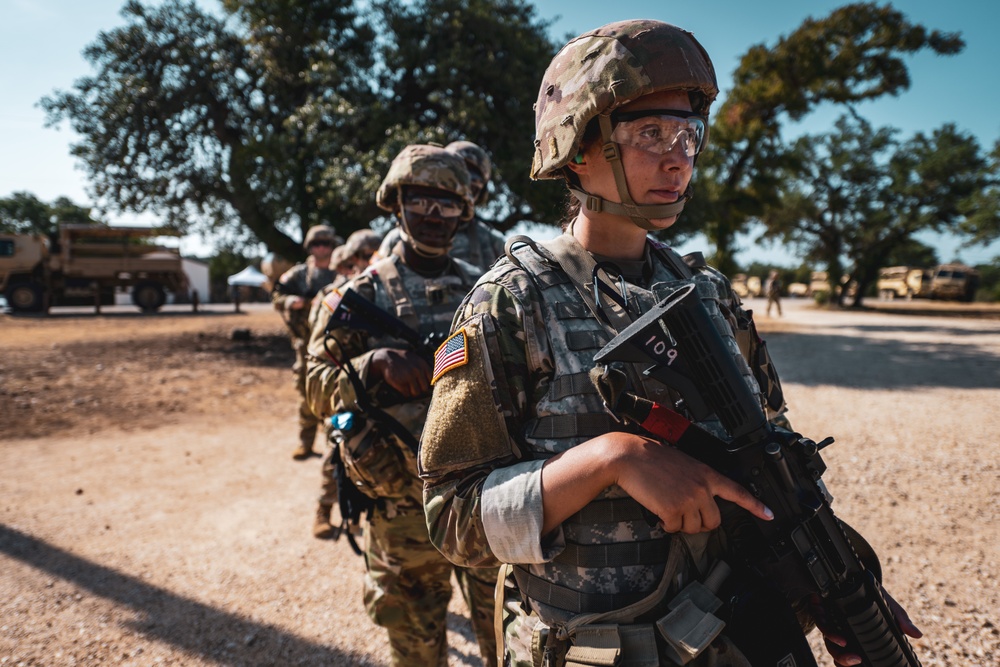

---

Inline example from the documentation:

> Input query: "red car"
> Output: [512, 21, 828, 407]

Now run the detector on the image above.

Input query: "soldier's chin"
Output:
[647, 214, 679, 230]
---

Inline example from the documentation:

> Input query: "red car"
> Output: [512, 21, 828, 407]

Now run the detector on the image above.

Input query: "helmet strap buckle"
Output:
[602, 142, 621, 163]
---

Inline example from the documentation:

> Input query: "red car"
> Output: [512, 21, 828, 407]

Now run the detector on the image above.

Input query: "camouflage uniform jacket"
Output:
[377, 217, 506, 273]
[420, 234, 784, 632]
[305, 254, 481, 504]
[272, 258, 337, 342]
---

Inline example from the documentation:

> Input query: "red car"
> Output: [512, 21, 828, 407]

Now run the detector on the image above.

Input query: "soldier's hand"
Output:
[370, 348, 431, 398]
[611, 435, 773, 534]
[287, 296, 307, 310]
[811, 589, 922, 667]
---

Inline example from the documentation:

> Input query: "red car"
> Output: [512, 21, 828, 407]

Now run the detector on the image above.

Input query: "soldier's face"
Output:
[468, 168, 486, 202]
[575, 90, 695, 230]
[400, 186, 462, 249]
[308, 239, 334, 260]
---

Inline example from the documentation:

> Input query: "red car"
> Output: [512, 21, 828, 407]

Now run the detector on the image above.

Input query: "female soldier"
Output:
[419, 20, 919, 667]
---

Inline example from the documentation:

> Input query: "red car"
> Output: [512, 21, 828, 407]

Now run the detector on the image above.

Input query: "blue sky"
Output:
[2, 0, 998, 265]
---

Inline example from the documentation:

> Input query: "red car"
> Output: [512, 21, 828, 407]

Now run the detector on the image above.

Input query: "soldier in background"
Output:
[272, 224, 340, 460]
[766, 268, 784, 317]
[309, 228, 382, 540]
[376, 141, 506, 272]
[305, 145, 498, 666]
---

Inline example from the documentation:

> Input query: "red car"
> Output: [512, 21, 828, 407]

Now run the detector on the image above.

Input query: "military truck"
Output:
[877, 266, 926, 300]
[730, 273, 762, 299]
[924, 263, 979, 301]
[0, 224, 188, 313]
[877, 263, 978, 302]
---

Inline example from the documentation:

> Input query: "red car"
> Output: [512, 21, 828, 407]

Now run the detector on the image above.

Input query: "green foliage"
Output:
[690, 2, 964, 276]
[883, 238, 939, 268]
[0, 192, 98, 235]
[974, 258, 1000, 302]
[760, 114, 993, 307]
[40, 0, 558, 258]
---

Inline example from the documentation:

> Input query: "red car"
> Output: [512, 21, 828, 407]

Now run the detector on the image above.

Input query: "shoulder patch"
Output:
[278, 267, 298, 284]
[321, 289, 343, 313]
[431, 328, 469, 384]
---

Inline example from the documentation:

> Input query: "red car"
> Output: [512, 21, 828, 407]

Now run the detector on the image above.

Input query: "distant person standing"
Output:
[272, 224, 340, 460]
[767, 268, 783, 317]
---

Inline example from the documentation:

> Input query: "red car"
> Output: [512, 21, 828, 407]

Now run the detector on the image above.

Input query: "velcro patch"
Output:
[431, 329, 468, 384]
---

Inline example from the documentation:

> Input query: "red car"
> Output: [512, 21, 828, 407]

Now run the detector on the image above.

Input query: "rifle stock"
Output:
[326, 287, 437, 361]
[594, 283, 921, 667]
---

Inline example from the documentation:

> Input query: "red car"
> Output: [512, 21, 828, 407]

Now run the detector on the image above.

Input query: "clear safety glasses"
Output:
[401, 193, 465, 218]
[609, 109, 707, 158]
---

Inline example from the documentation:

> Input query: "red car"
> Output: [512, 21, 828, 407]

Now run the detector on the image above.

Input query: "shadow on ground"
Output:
[0, 524, 369, 666]
[765, 325, 1000, 390]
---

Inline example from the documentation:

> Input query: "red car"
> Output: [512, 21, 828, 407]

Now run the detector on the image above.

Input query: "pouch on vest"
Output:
[338, 413, 412, 499]
[655, 577, 726, 665]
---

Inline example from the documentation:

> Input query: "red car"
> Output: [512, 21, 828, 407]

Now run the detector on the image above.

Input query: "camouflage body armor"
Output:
[498, 236, 773, 666]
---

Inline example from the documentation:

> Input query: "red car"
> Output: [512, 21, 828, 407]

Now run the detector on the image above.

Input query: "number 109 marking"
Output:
[644, 334, 678, 365]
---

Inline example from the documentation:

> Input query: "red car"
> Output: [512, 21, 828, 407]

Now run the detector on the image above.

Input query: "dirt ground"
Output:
[1, 300, 998, 666]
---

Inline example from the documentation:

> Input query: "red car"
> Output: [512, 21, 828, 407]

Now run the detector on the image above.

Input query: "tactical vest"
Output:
[502, 234, 766, 627]
[337, 254, 478, 501]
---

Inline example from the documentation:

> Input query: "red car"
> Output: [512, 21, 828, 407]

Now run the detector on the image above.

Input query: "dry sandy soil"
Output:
[1, 299, 998, 666]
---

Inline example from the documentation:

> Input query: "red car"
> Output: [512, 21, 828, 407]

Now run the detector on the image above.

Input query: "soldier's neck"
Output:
[403, 245, 451, 277]
[571, 213, 647, 261]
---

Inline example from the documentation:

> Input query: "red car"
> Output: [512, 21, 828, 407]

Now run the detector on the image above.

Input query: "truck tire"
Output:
[7, 282, 45, 313]
[132, 281, 166, 313]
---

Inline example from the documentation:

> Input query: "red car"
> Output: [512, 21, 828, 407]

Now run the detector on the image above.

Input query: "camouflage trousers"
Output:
[293, 342, 320, 448]
[364, 496, 499, 667]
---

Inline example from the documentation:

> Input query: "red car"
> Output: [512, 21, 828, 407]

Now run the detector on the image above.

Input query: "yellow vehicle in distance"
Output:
[731, 273, 762, 299]
[877, 263, 979, 302]
[877, 266, 926, 300]
[0, 224, 188, 313]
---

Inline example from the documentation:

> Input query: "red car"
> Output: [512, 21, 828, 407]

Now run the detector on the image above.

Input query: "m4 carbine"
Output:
[593, 282, 921, 667]
[325, 286, 442, 365]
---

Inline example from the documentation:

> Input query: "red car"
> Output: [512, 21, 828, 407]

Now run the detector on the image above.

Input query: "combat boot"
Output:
[313, 504, 335, 540]
[292, 442, 316, 460]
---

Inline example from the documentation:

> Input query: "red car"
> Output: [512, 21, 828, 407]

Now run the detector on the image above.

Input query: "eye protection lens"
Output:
[609, 111, 707, 158]
[402, 195, 464, 218]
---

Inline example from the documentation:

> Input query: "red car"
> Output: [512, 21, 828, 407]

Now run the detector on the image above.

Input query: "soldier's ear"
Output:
[566, 152, 588, 175]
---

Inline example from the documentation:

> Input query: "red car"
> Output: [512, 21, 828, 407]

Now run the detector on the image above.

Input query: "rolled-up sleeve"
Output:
[482, 460, 565, 564]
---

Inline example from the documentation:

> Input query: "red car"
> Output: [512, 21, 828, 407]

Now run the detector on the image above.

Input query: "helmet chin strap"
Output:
[570, 114, 691, 232]
[397, 191, 454, 258]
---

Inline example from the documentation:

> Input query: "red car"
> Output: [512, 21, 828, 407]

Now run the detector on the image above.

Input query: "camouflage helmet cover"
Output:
[344, 228, 382, 257]
[531, 19, 719, 180]
[376, 145, 474, 220]
[445, 140, 492, 182]
[303, 224, 337, 248]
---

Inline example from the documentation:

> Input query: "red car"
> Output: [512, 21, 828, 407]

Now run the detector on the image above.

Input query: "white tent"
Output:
[227, 265, 268, 287]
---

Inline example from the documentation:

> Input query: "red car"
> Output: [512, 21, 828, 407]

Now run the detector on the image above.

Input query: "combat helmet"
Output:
[376, 144, 474, 257]
[446, 141, 492, 204]
[303, 224, 338, 249]
[344, 229, 382, 260]
[531, 20, 718, 229]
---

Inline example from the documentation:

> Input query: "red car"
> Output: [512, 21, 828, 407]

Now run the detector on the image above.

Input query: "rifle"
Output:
[325, 287, 444, 363]
[593, 282, 921, 667]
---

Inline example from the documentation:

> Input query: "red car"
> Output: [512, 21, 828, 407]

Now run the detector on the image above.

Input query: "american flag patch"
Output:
[431, 329, 468, 384]
[321, 289, 343, 313]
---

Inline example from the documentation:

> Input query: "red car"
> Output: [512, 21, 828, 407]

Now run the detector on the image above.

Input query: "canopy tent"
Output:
[227, 265, 268, 287]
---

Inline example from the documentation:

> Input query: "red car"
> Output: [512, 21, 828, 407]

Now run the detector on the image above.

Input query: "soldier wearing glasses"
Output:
[304, 145, 498, 666]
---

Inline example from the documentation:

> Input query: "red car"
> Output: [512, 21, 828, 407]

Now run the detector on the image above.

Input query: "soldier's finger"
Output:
[712, 473, 773, 522]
